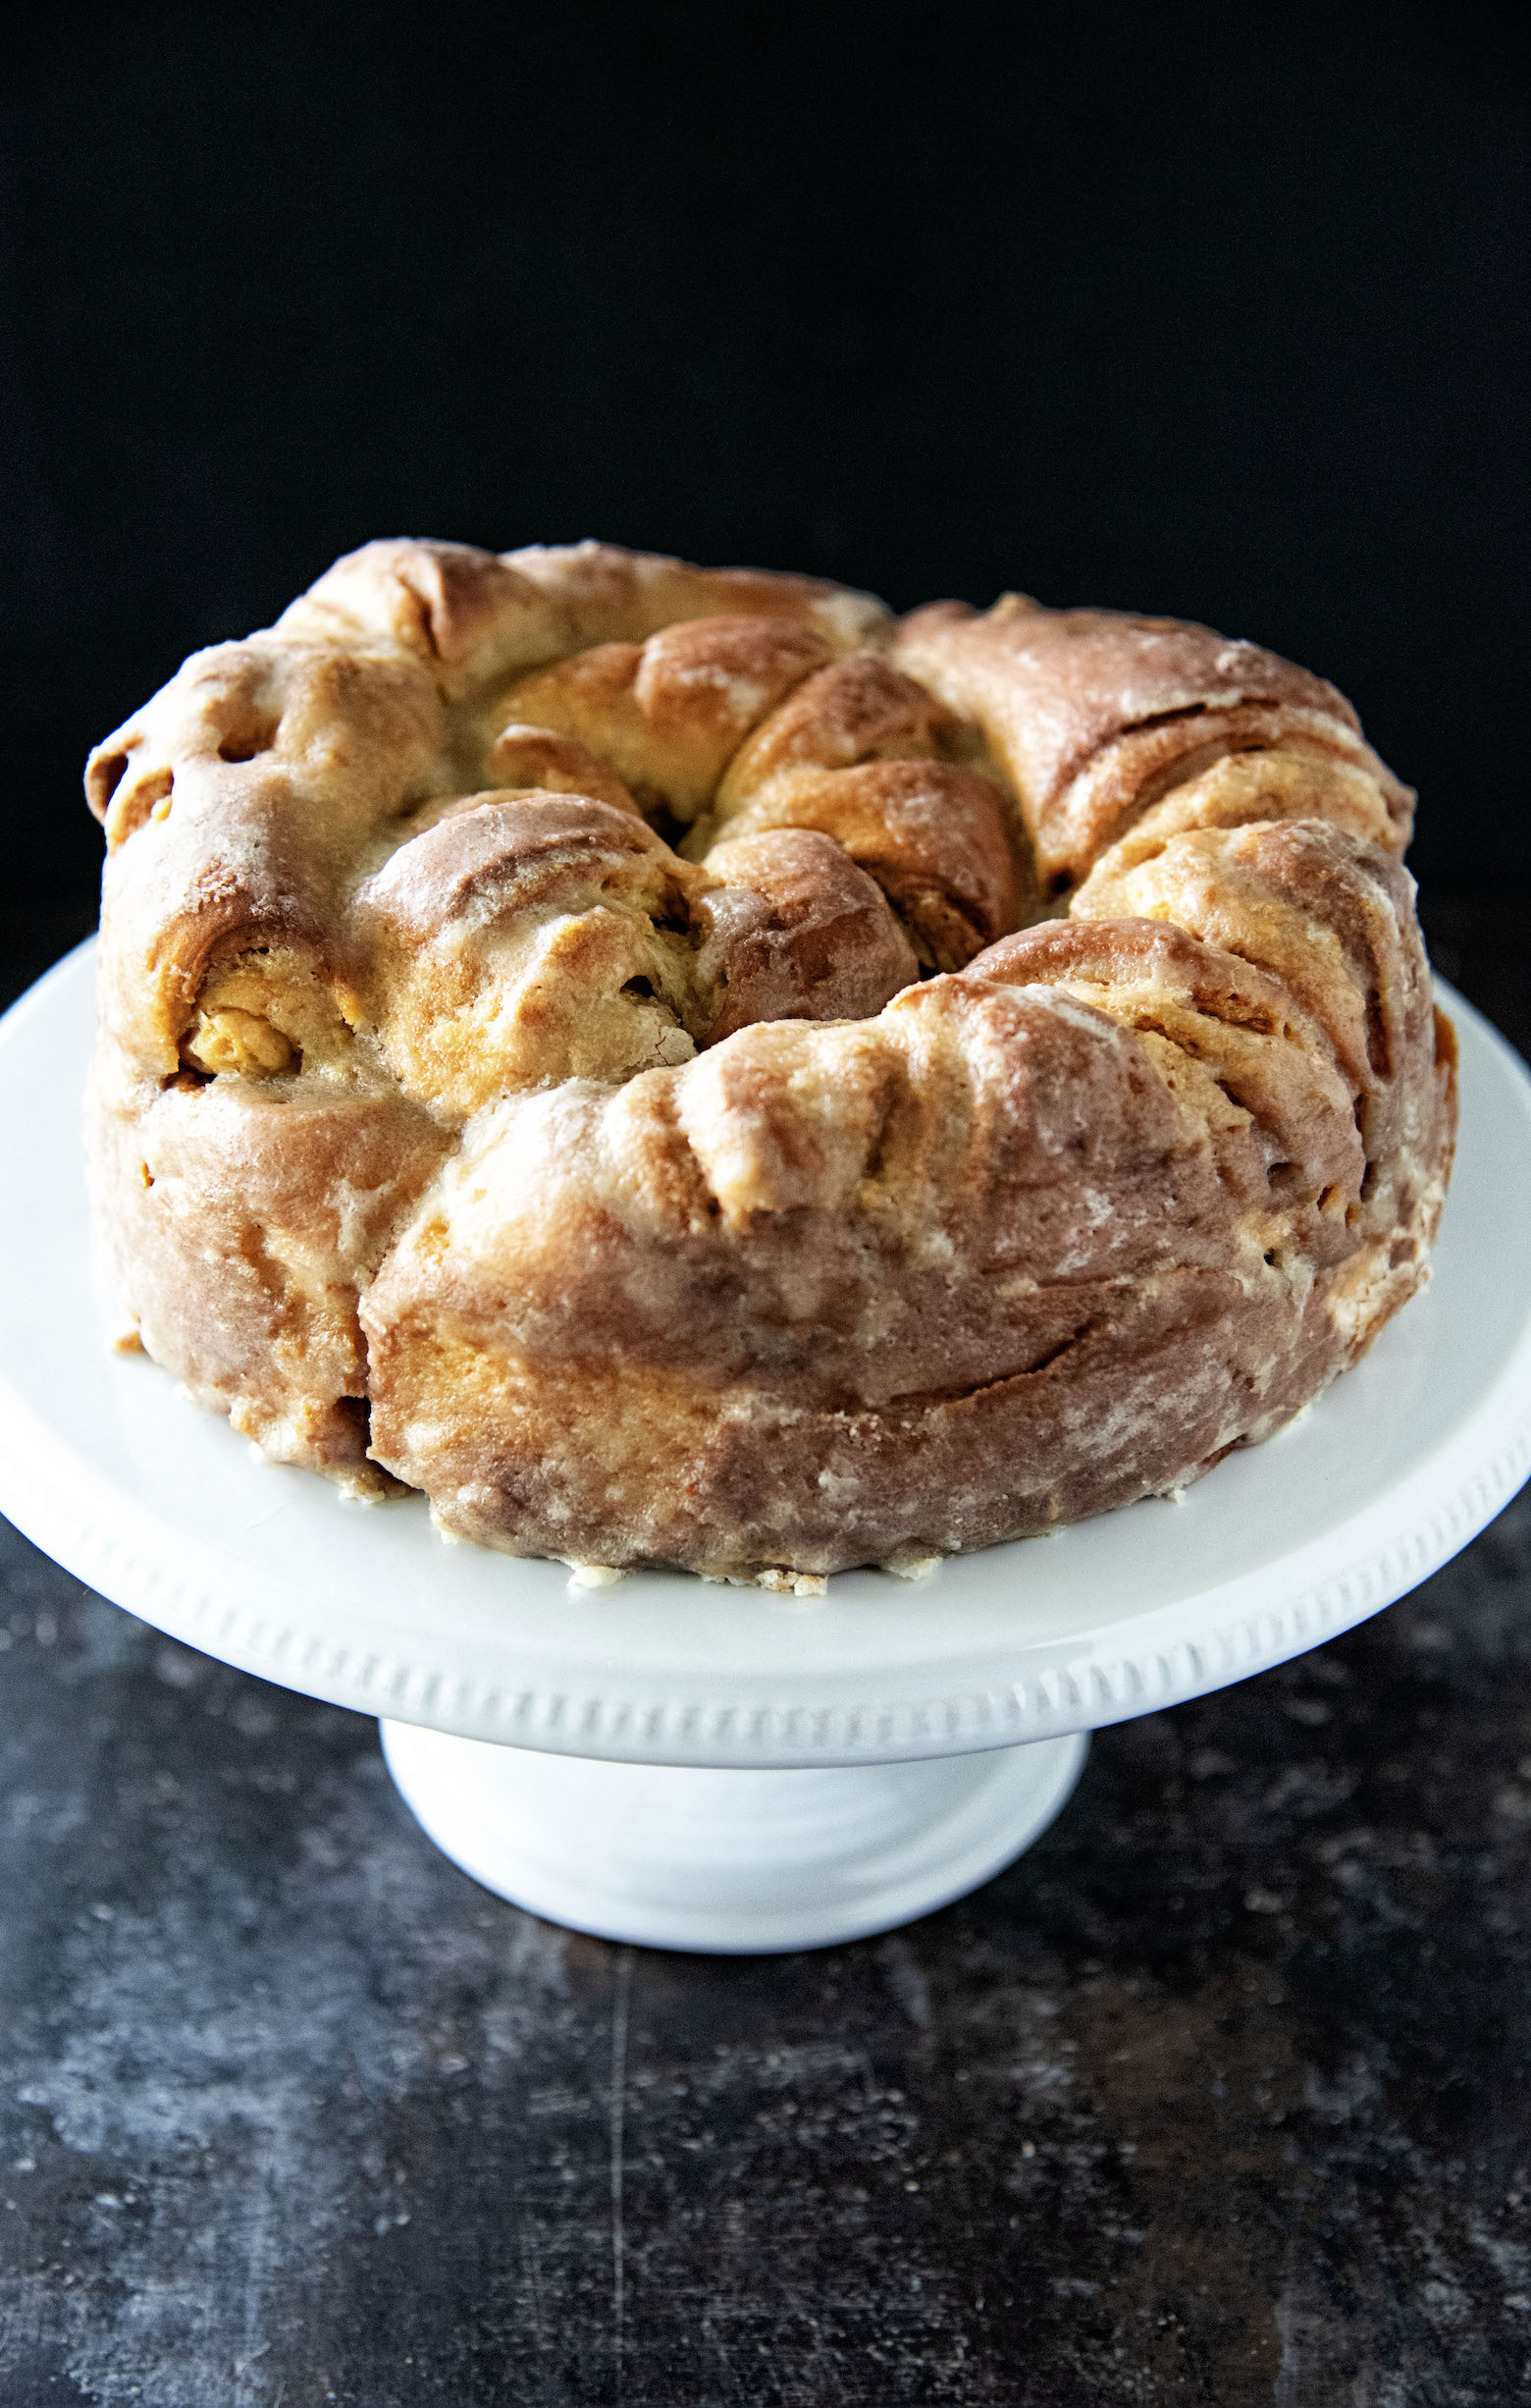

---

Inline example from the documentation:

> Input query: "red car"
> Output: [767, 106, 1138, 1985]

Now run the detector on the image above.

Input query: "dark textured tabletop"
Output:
[2, 895, 1529, 2407]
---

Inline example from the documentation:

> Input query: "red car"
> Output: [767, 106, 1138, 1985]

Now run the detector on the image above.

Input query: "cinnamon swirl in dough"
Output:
[84, 541, 1454, 1577]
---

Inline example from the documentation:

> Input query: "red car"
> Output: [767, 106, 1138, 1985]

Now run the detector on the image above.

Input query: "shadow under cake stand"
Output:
[3, 943, 1530, 1953]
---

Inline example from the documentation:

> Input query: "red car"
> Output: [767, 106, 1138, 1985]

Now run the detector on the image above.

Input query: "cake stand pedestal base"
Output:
[379, 1721, 1089, 1953]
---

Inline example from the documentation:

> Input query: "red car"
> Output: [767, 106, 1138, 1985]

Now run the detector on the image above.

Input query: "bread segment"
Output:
[893, 595, 1412, 889]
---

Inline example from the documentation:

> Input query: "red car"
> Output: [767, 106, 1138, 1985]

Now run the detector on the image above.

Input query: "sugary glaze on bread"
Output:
[83, 539, 1454, 1577]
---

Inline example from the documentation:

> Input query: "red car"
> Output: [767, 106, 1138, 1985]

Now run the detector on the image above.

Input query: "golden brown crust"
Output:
[695, 829, 918, 1042]
[714, 653, 958, 804]
[693, 652, 1020, 969]
[699, 761, 1018, 973]
[273, 538, 888, 702]
[480, 724, 642, 816]
[84, 538, 1452, 1577]
[86, 1041, 449, 1492]
[892, 595, 1413, 888]
[501, 615, 835, 822]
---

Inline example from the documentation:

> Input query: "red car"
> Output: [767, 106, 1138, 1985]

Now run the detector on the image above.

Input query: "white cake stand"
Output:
[3, 944, 1530, 1953]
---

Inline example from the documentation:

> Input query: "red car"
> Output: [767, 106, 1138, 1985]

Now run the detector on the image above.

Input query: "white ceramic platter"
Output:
[3, 942, 1529, 1777]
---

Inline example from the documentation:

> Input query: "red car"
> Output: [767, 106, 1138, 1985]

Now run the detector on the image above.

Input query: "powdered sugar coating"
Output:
[84, 539, 1453, 1578]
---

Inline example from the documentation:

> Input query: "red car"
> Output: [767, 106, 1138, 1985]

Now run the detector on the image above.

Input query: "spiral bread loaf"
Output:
[84, 539, 1455, 1579]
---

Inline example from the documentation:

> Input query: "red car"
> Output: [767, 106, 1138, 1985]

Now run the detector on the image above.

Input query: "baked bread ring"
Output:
[83, 539, 1454, 1578]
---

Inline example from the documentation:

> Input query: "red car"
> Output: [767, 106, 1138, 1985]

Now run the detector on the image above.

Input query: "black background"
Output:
[3, 0, 1526, 914]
